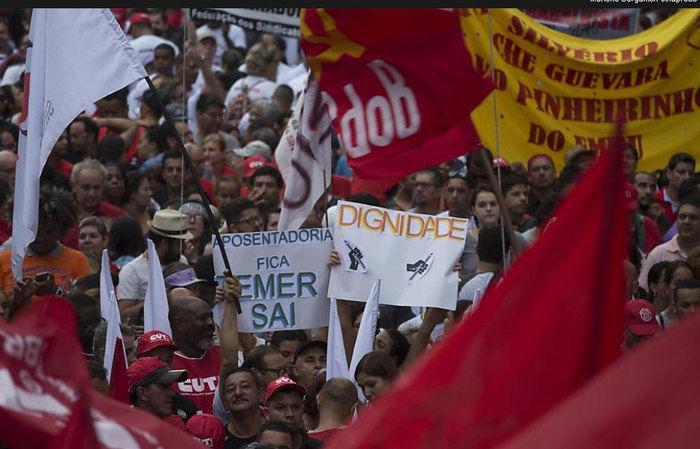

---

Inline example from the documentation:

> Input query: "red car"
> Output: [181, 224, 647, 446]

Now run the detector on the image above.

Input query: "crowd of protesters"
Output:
[0, 7, 698, 449]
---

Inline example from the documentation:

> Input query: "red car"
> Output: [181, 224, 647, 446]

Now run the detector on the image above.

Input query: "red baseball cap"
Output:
[127, 357, 187, 398]
[623, 182, 638, 211]
[624, 300, 660, 336]
[186, 413, 225, 449]
[130, 12, 151, 26]
[243, 155, 271, 178]
[135, 330, 178, 357]
[264, 376, 307, 403]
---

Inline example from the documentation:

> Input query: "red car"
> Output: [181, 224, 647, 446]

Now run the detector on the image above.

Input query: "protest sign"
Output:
[522, 9, 640, 40]
[461, 8, 700, 171]
[328, 201, 467, 310]
[190, 8, 300, 38]
[213, 229, 333, 332]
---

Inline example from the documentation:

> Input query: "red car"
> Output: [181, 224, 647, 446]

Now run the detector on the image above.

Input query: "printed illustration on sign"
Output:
[343, 239, 367, 273]
[405, 252, 434, 284]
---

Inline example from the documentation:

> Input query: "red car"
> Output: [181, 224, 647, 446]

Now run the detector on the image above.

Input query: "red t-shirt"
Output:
[171, 346, 221, 415]
[642, 215, 661, 254]
[57, 159, 73, 178]
[200, 177, 217, 205]
[308, 428, 344, 443]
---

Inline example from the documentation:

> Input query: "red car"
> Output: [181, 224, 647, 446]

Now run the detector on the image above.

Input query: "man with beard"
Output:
[118, 209, 192, 324]
[409, 168, 443, 216]
[170, 271, 242, 416]
[635, 171, 671, 235]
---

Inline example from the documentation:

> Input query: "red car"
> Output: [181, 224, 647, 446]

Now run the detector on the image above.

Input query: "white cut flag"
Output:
[100, 250, 127, 381]
[11, 9, 146, 279]
[326, 298, 350, 381]
[144, 239, 172, 336]
[277, 73, 333, 231]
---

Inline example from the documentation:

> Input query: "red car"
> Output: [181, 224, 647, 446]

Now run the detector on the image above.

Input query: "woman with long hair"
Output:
[354, 350, 399, 404]
[122, 171, 154, 234]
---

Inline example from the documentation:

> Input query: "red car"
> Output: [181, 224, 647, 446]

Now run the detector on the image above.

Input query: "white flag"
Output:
[100, 250, 127, 381]
[349, 279, 381, 377]
[11, 9, 146, 279]
[326, 298, 350, 381]
[326, 280, 381, 403]
[144, 239, 172, 336]
[277, 73, 333, 231]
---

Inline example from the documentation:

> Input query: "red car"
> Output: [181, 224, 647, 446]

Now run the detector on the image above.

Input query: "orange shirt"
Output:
[0, 245, 90, 297]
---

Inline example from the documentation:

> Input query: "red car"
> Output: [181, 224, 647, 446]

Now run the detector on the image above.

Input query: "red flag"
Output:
[0, 295, 205, 449]
[47, 392, 99, 449]
[301, 8, 493, 180]
[495, 311, 700, 449]
[109, 337, 130, 403]
[323, 124, 628, 449]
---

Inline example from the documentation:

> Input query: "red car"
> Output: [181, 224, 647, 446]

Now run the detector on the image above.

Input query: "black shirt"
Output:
[224, 428, 257, 449]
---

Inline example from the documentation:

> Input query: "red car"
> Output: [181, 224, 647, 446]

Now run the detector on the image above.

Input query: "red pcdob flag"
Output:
[0, 296, 205, 449]
[322, 123, 628, 449]
[495, 309, 700, 449]
[301, 8, 493, 180]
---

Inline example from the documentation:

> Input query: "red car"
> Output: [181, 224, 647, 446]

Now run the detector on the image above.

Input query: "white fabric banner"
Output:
[143, 239, 172, 336]
[11, 9, 146, 279]
[349, 279, 380, 378]
[213, 229, 333, 332]
[277, 74, 332, 231]
[328, 201, 467, 310]
[190, 8, 300, 38]
[100, 250, 126, 381]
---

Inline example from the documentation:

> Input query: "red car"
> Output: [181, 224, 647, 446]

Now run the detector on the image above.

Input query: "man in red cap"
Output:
[265, 377, 322, 449]
[187, 413, 226, 449]
[135, 329, 200, 421]
[128, 356, 188, 427]
[622, 299, 661, 352]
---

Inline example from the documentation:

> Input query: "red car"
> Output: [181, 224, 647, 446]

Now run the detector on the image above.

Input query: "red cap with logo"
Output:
[624, 299, 660, 336]
[186, 413, 225, 449]
[127, 357, 187, 398]
[243, 155, 272, 178]
[135, 330, 178, 357]
[623, 182, 638, 211]
[264, 376, 307, 403]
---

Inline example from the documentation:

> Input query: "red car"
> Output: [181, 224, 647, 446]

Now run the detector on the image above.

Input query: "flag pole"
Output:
[142, 76, 241, 314]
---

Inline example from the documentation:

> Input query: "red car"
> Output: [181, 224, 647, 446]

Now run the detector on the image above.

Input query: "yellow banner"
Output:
[461, 8, 700, 171]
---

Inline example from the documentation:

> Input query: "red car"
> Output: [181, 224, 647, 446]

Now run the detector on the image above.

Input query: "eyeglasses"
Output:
[235, 216, 262, 226]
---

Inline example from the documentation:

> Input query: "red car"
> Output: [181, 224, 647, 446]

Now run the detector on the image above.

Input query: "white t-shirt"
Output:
[224, 75, 277, 112]
[117, 253, 188, 301]
[129, 34, 180, 68]
[458, 272, 495, 309]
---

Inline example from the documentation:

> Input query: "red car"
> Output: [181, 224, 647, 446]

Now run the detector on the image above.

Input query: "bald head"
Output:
[317, 377, 358, 421]
[169, 294, 209, 319]
[168, 287, 195, 302]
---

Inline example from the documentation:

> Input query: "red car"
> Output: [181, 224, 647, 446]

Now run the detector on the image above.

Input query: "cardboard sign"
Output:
[328, 201, 467, 310]
[213, 229, 333, 331]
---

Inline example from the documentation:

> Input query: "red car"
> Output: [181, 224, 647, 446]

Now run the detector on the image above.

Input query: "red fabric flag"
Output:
[109, 336, 130, 403]
[495, 311, 700, 449]
[47, 392, 99, 449]
[301, 8, 493, 180]
[323, 125, 628, 449]
[0, 295, 205, 449]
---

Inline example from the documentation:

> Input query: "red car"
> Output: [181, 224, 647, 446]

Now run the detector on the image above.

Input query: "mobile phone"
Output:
[35, 272, 54, 284]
